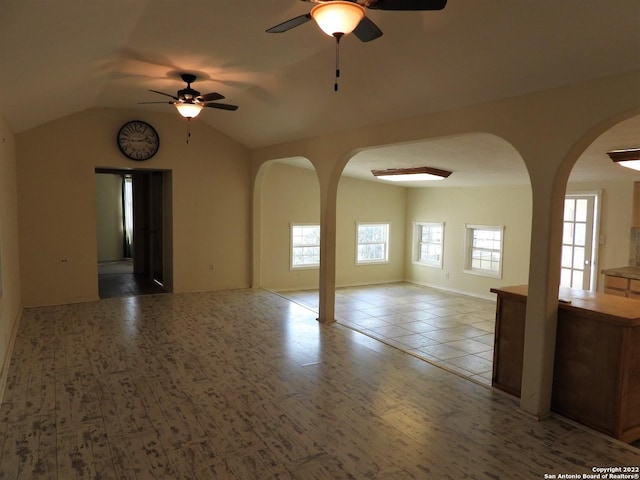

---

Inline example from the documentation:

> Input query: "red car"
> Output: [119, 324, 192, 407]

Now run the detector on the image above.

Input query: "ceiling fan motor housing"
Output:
[178, 87, 200, 102]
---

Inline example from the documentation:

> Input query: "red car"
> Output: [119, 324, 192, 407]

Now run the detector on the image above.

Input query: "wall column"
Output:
[317, 177, 338, 323]
[520, 171, 565, 418]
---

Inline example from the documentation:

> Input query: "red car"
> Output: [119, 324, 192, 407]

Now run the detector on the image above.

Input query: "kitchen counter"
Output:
[601, 267, 640, 298]
[491, 285, 640, 443]
[601, 266, 640, 280]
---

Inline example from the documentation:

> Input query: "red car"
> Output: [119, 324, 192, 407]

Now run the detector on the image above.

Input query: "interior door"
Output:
[561, 194, 597, 290]
[132, 171, 164, 285]
[149, 171, 164, 285]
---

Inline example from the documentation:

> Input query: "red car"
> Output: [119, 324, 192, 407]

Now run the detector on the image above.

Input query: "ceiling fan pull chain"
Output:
[186, 118, 192, 144]
[334, 33, 344, 92]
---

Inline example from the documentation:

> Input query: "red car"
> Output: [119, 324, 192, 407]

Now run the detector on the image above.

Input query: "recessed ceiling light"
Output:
[607, 148, 640, 171]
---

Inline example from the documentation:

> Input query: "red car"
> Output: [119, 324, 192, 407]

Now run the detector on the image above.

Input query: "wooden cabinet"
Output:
[629, 279, 640, 299]
[491, 285, 640, 443]
[604, 274, 629, 296]
[602, 267, 640, 298]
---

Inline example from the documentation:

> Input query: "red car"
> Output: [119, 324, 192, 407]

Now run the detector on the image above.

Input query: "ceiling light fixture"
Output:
[607, 148, 640, 171]
[310, 1, 365, 92]
[311, 1, 365, 36]
[174, 102, 203, 119]
[372, 167, 452, 182]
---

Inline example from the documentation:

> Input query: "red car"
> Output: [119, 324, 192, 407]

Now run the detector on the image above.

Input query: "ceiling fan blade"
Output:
[149, 89, 179, 100]
[204, 103, 239, 111]
[138, 101, 174, 105]
[199, 92, 225, 102]
[365, 0, 447, 10]
[266, 13, 312, 33]
[353, 16, 383, 42]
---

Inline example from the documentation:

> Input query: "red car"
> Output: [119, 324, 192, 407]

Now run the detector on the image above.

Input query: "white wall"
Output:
[16, 108, 252, 307]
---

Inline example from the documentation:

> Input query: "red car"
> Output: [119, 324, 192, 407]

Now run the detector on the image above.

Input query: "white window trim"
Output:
[412, 221, 444, 268]
[355, 222, 390, 265]
[290, 223, 321, 270]
[463, 224, 504, 279]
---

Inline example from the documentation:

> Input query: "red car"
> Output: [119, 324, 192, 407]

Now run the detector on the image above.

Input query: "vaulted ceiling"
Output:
[1, 0, 639, 186]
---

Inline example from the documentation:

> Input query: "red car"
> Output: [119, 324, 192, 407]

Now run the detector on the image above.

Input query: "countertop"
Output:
[601, 266, 640, 280]
[490, 284, 640, 326]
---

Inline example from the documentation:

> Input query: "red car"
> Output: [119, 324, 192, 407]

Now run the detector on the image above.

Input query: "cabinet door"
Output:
[604, 275, 629, 296]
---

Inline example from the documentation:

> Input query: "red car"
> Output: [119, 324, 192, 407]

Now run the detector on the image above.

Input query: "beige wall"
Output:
[406, 185, 533, 298]
[260, 162, 406, 290]
[260, 166, 637, 299]
[336, 174, 406, 287]
[17, 108, 252, 307]
[95, 173, 124, 262]
[260, 162, 320, 290]
[0, 114, 22, 396]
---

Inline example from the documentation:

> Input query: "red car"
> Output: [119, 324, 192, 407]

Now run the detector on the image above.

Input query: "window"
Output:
[356, 223, 389, 264]
[464, 224, 504, 278]
[413, 222, 444, 268]
[291, 224, 320, 269]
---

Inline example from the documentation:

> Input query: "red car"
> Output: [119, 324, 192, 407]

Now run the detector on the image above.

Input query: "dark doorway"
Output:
[96, 168, 172, 298]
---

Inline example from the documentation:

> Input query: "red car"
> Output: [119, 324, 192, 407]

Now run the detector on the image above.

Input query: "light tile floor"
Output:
[279, 282, 497, 386]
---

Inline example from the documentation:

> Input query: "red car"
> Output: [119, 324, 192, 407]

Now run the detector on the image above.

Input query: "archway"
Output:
[563, 114, 640, 293]
[326, 132, 532, 385]
[252, 156, 320, 296]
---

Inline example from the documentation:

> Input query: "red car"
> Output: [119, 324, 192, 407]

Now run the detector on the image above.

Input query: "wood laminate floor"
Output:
[1, 288, 638, 479]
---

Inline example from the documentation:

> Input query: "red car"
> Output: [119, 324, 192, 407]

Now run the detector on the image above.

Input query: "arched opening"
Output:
[253, 157, 321, 303]
[324, 132, 532, 386]
[563, 114, 640, 294]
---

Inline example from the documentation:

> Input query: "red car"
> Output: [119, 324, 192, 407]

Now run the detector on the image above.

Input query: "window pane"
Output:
[416, 223, 443, 266]
[575, 199, 588, 222]
[574, 223, 586, 246]
[572, 270, 584, 289]
[561, 245, 573, 268]
[560, 268, 572, 287]
[357, 223, 389, 263]
[465, 225, 503, 278]
[562, 222, 574, 244]
[573, 246, 585, 268]
[564, 199, 575, 221]
[292, 224, 320, 268]
[358, 225, 384, 243]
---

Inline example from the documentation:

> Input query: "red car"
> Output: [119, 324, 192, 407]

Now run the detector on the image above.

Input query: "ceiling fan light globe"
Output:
[175, 102, 203, 119]
[311, 1, 365, 36]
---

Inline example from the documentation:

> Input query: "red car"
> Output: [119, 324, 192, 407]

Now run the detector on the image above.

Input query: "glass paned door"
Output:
[561, 195, 596, 290]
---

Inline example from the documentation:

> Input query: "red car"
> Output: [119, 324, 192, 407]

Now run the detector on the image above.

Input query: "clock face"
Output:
[117, 120, 160, 161]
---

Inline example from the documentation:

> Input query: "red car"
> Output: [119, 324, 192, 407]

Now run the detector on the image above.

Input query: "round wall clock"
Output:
[117, 120, 160, 161]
